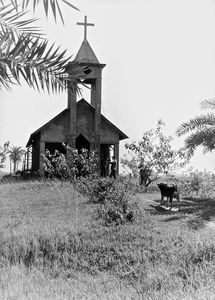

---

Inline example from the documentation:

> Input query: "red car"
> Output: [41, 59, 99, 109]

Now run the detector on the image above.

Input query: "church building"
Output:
[24, 16, 128, 175]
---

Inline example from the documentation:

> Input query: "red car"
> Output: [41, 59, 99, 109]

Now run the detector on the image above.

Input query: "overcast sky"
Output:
[1, 0, 215, 172]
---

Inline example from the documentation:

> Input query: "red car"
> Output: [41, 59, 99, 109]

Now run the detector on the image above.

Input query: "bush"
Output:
[41, 148, 98, 180]
[178, 169, 215, 197]
[75, 176, 136, 225]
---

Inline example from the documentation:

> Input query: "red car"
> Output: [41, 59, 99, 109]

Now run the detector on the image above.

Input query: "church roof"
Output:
[26, 99, 128, 147]
[74, 39, 100, 64]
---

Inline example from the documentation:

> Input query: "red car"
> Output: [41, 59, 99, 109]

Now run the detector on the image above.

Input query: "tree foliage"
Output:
[0, 1, 82, 92]
[176, 99, 215, 156]
[121, 120, 188, 190]
[0, 141, 10, 169]
[7, 145, 25, 173]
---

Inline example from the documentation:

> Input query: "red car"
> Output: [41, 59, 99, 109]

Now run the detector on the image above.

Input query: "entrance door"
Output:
[76, 134, 90, 153]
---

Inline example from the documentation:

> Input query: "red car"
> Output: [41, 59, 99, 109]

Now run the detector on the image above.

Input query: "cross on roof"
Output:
[77, 16, 94, 41]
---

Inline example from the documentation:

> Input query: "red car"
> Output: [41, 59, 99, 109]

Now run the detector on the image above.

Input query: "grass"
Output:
[1, 180, 215, 299]
[0, 180, 93, 238]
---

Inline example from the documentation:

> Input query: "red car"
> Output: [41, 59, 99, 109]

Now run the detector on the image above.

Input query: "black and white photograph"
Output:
[1, 0, 215, 299]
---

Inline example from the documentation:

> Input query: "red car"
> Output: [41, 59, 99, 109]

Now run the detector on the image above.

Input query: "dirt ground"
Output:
[136, 192, 215, 241]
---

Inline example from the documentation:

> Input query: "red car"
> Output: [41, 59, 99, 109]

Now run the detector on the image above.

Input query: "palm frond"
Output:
[201, 99, 215, 110]
[1, 0, 79, 24]
[0, 4, 43, 39]
[176, 113, 215, 137]
[0, 32, 83, 92]
[184, 127, 215, 154]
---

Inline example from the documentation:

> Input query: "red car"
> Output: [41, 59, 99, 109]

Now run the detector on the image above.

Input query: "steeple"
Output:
[68, 15, 106, 164]
[75, 15, 99, 64]
[75, 40, 99, 64]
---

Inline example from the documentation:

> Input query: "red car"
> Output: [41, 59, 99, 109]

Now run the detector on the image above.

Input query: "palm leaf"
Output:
[201, 99, 215, 110]
[0, 32, 83, 92]
[0, 1, 82, 91]
[0, 4, 43, 40]
[176, 113, 215, 137]
[1, 0, 79, 24]
[184, 127, 215, 154]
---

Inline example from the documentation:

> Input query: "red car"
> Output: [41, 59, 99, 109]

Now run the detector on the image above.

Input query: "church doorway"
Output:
[100, 144, 115, 177]
[76, 134, 90, 153]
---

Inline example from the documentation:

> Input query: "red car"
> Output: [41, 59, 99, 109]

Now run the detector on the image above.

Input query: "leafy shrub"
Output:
[41, 147, 98, 179]
[75, 176, 136, 225]
[178, 169, 215, 197]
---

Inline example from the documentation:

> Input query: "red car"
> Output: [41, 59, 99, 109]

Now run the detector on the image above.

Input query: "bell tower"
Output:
[25, 17, 128, 175]
[67, 16, 106, 159]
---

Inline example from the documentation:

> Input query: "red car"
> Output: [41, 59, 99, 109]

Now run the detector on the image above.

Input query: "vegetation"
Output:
[121, 120, 188, 190]
[1, 179, 215, 299]
[0, 0, 81, 92]
[174, 168, 215, 198]
[176, 99, 215, 157]
[75, 175, 136, 225]
[0, 141, 9, 169]
[7, 145, 25, 174]
[41, 147, 98, 179]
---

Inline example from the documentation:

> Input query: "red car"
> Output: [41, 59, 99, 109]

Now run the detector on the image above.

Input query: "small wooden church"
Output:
[24, 16, 128, 175]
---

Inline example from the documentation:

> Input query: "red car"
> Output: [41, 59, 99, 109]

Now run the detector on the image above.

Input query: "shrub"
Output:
[178, 169, 215, 197]
[41, 147, 98, 180]
[75, 176, 136, 225]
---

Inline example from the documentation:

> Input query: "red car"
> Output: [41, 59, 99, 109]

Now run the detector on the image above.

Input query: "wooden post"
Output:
[68, 84, 77, 148]
[27, 151, 29, 170]
[39, 141, 45, 175]
[114, 142, 119, 175]
[91, 79, 96, 107]
[93, 78, 102, 171]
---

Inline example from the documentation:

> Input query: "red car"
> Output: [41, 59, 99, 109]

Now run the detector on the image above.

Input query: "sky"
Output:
[1, 0, 215, 173]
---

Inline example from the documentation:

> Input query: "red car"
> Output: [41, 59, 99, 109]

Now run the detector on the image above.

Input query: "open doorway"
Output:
[45, 142, 66, 155]
[76, 134, 90, 153]
[100, 144, 115, 177]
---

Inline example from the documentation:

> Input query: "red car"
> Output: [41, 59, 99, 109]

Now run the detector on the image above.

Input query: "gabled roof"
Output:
[26, 109, 68, 147]
[78, 99, 128, 140]
[75, 40, 99, 64]
[26, 99, 128, 147]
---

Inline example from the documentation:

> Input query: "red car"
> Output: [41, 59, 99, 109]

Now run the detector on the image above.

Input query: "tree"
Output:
[176, 99, 215, 157]
[0, 141, 10, 169]
[0, 1, 82, 92]
[121, 120, 188, 190]
[7, 145, 25, 173]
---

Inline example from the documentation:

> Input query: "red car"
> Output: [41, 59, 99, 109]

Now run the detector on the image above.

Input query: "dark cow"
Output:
[157, 183, 180, 211]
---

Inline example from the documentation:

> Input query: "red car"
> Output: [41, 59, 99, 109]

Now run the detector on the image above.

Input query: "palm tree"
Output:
[176, 99, 215, 157]
[0, 1, 82, 92]
[7, 145, 25, 174]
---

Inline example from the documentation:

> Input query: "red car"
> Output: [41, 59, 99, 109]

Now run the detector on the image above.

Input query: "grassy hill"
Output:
[0, 180, 215, 299]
